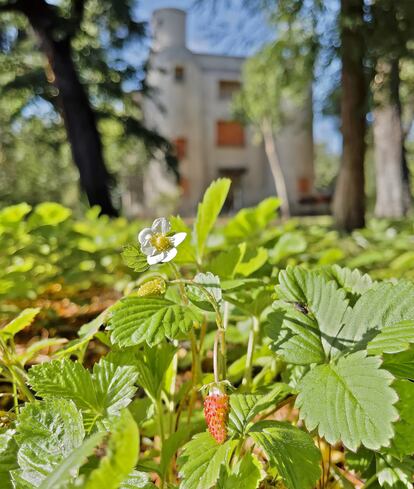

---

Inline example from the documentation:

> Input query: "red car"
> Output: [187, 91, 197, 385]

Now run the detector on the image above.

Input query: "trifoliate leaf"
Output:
[266, 309, 325, 365]
[277, 267, 350, 357]
[0, 429, 18, 489]
[28, 358, 138, 429]
[219, 452, 263, 489]
[340, 281, 414, 350]
[121, 243, 150, 272]
[178, 433, 236, 489]
[376, 454, 414, 489]
[325, 265, 373, 298]
[249, 420, 321, 489]
[194, 178, 231, 261]
[12, 399, 85, 487]
[296, 352, 398, 451]
[119, 471, 155, 488]
[186, 272, 222, 312]
[109, 296, 198, 347]
[388, 379, 414, 458]
[39, 432, 105, 489]
[229, 384, 293, 436]
[383, 348, 414, 379]
[367, 321, 414, 355]
[83, 410, 139, 489]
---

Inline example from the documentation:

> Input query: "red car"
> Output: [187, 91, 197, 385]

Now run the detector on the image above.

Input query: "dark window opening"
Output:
[174, 65, 185, 82]
[218, 80, 241, 99]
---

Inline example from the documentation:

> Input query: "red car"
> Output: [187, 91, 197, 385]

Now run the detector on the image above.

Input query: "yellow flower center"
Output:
[150, 233, 172, 252]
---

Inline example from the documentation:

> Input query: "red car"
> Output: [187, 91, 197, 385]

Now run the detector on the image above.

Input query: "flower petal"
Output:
[162, 247, 178, 263]
[147, 252, 167, 265]
[141, 243, 156, 256]
[151, 217, 170, 235]
[170, 232, 187, 247]
[138, 227, 153, 245]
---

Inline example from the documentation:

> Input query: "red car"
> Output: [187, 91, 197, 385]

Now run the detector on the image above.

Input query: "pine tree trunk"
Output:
[333, 0, 366, 231]
[19, 0, 118, 216]
[262, 119, 291, 218]
[373, 60, 406, 218]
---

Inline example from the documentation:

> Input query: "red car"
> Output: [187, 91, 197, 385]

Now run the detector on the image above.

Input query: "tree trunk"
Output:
[262, 119, 291, 218]
[333, 0, 366, 231]
[373, 60, 406, 218]
[20, 0, 118, 216]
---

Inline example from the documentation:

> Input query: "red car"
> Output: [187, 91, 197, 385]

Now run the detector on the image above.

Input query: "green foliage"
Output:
[177, 433, 237, 489]
[109, 296, 199, 347]
[81, 410, 139, 489]
[388, 379, 414, 459]
[296, 352, 398, 451]
[12, 399, 85, 487]
[5, 184, 414, 488]
[249, 421, 321, 489]
[194, 178, 231, 261]
[28, 358, 138, 430]
[219, 452, 263, 489]
[0, 308, 40, 338]
[121, 244, 150, 273]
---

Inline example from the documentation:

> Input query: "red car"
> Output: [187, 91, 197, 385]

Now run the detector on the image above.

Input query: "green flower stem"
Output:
[363, 475, 378, 488]
[0, 337, 35, 404]
[243, 316, 260, 388]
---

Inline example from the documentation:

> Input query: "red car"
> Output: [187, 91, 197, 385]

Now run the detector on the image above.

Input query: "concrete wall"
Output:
[142, 8, 315, 216]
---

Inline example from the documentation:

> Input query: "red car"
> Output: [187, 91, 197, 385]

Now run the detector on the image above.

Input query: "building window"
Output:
[216, 120, 245, 147]
[297, 177, 311, 195]
[173, 137, 187, 160]
[174, 65, 185, 82]
[218, 80, 241, 99]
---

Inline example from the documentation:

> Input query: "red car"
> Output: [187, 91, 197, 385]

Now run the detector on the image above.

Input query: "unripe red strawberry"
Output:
[203, 387, 229, 444]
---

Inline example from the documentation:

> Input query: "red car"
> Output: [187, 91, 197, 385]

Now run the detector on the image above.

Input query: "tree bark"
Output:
[373, 59, 407, 218]
[333, 0, 366, 231]
[262, 119, 291, 218]
[16, 0, 118, 216]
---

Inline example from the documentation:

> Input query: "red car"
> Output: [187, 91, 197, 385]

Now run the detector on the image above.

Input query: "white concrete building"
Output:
[142, 7, 316, 216]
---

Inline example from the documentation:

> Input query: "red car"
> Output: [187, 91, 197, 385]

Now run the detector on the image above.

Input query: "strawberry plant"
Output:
[1, 179, 414, 488]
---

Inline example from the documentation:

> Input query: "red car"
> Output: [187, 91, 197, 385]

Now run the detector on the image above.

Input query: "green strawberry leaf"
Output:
[382, 348, 414, 379]
[39, 431, 105, 489]
[186, 272, 222, 312]
[249, 420, 321, 489]
[178, 433, 236, 489]
[266, 308, 325, 365]
[296, 351, 398, 451]
[0, 429, 18, 489]
[277, 267, 350, 357]
[82, 410, 139, 489]
[219, 452, 263, 489]
[367, 320, 414, 355]
[121, 243, 149, 273]
[0, 308, 41, 338]
[387, 379, 414, 458]
[11, 399, 85, 487]
[229, 384, 293, 436]
[28, 358, 138, 430]
[109, 296, 198, 347]
[376, 454, 414, 488]
[194, 178, 231, 261]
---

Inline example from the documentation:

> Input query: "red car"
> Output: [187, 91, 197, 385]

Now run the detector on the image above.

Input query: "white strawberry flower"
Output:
[138, 217, 186, 265]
